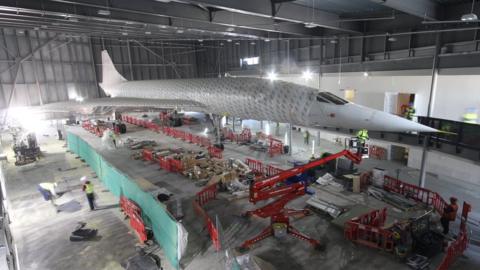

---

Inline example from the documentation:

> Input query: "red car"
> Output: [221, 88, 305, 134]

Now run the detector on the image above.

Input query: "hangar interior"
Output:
[0, 1, 479, 270]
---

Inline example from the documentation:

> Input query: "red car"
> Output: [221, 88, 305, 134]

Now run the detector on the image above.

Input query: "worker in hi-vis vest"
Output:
[463, 108, 478, 124]
[404, 102, 416, 121]
[356, 129, 369, 144]
[82, 180, 95, 210]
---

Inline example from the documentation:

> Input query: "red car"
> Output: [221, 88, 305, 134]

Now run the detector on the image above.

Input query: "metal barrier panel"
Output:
[193, 184, 221, 251]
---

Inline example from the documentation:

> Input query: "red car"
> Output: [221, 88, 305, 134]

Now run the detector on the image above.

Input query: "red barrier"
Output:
[142, 149, 154, 162]
[384, 176, 447, 215]
[265, 164, 284, 177]
[120, 196, 147, 243]
[193, 184, 220, 251]
[236, 128, 252, 143]
[245, 158, 284, 177]
[245, 158, 264, 174]
[208, 146, 223, 159]
[169, 158, 183, 173]
[344, 208, 394, 252]
[267, 136, 284, 157]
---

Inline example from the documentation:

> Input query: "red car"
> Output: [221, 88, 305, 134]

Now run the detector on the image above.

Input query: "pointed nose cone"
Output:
[328, 103, 438, 132]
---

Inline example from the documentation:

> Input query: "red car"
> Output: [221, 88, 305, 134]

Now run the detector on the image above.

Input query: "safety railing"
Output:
[193, 184, 221, 251]
[383, 175, 447, 215]
[245, 158, 284, 177]
[344, 208, 394, 252]
[208, 146, 223, 159]
[120, 196, 147, 243]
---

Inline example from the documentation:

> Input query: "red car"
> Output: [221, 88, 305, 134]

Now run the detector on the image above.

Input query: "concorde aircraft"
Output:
[40, 50, 437, 132]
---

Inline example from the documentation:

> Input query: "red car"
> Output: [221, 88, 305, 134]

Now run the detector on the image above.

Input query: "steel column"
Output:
[419, 33, 441, 188]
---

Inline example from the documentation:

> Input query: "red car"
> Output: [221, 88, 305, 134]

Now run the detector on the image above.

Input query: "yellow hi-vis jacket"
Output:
[84, 183, 94, 194]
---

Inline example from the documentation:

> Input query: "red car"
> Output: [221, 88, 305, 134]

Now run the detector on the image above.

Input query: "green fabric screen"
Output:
[67, 132, 180, 268]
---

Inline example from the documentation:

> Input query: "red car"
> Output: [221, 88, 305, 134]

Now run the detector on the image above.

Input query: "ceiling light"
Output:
[18, 30, 24, 34]
[461, 13, 478, 21]
[330, 39, 338, 44]
[266, 71, 277, 81]
[302, 70, 313, 80]
[250, 41, 256, 45]
[235, 42, 240, 45]
[68, 17, 79, 22]
[227, 39, 232, 42]
[159, 25, 168, 29]
[265, 38, 270, 42]
[387, 36, 397, 42]
[226, 27, 235, 32]
[363, 72, 369, 77]
[97, 9, 111, 16]
[304, 22, 317, 28]
[462, 0, 478, 21]
[176, 29, 184, 33]
[198, 39, 203, 42]
[145, 31, 151, 35]
[220, 42, 224, 46]
[125, 21, 134, 25]
[122, 32, 128, 36]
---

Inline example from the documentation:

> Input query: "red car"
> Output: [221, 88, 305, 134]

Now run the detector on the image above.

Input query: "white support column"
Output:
[232, 116, 235, 132]
[316, 130, 321, 147]
[275, 122, 280, 136]
[288, 123, 292, 156]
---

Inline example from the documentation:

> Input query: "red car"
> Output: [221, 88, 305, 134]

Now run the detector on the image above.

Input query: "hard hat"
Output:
[80, 176, 87, 182]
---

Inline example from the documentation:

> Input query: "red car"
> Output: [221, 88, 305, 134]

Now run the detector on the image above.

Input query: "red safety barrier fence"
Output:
[236, 128, 252, 143]
[384, 175, 447, 215]
[245, 158, 264, 174]
[245, 158, 284, 177]
[142, 149, 154, 162]
[265, 164, 284, 177]
[267, 136, 284, 157]
[120, 196, 147, 243]
[208, 146, 223, 159]
[193, 184, 220, 251]
[344, 208, 394, 252]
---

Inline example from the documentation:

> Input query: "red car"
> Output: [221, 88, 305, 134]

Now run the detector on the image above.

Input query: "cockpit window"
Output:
[316, 92, 349, 105]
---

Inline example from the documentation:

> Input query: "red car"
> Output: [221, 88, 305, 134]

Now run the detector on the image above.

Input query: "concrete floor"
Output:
[64, 115, 479, 270]
[2, 130, 139, 270]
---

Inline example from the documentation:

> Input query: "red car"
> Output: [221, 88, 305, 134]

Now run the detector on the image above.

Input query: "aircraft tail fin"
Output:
[99, 50, 127, 91]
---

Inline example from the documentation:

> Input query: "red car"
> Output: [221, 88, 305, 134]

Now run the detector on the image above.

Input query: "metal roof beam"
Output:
[371, 0, 439, 21]
[170, 0, 360, 33]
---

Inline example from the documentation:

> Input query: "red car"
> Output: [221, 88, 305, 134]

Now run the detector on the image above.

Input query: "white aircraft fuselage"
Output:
[99, 50, 436, 132]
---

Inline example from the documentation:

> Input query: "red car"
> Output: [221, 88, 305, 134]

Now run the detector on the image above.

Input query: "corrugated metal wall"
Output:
[0, 29, 199, 109]
[0, 28, 98, 108]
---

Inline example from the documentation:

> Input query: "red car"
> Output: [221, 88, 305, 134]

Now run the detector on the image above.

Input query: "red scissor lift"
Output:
[240, 149, 362, 250]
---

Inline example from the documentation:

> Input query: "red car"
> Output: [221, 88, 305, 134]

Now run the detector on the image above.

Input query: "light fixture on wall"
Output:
[227, 39, 232, 42]
[264, 38, 271, 42]
[461, 0, 478, 21]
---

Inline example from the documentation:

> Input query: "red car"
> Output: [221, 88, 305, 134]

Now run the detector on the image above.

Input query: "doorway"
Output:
[384, 93, 415, 116]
